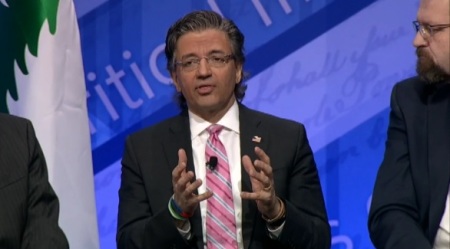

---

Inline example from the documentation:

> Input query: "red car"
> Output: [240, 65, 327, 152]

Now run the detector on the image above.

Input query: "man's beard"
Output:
[416, 48, 450, 84]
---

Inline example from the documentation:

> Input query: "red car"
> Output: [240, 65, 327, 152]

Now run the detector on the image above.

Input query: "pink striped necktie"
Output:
[205, 124, 238, 249]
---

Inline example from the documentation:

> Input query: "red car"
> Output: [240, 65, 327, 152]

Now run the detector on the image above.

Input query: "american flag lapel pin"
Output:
[252, 136, 261, 143]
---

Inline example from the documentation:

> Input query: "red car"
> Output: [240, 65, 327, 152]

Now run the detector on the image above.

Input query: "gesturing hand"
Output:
[172, 149, 212, 216]
[241, 146, 282, 219]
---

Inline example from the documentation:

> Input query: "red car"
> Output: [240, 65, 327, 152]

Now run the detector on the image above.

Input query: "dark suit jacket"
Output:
[368, 77, 450, 249]
[117, 104, 330, 249]
[0, 114, 68, 249]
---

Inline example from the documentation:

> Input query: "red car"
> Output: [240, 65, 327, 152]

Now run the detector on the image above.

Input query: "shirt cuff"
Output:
[176, 220, 192, 240]
[267, 221, 285, 239]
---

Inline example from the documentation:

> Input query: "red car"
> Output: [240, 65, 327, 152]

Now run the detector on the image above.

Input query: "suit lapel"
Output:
[162, 112, 204, 248]
[427, 84, 450, 239]
[239, 105, 269, 249]
[163, 112, 195, 182]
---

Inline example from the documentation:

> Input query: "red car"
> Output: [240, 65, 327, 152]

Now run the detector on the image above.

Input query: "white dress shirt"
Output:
[176, 101, 283, 248]
[190, 101, 244, 248]
[433, 189, 450, 249]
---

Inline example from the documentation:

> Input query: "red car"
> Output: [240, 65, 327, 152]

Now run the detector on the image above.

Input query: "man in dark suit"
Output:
[368, 0, 450, 248]
[0, 113, 68, 249]
[117, 10, 330, 249]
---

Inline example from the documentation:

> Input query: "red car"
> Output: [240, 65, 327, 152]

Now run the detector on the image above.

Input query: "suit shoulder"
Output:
[395, 76, 422, 87]
[244, 107, 305, 131]
[0, 113, 30, 125]
[394, 76, 427, 95]
[0, 114, 35, 169]
[392, 76, 430, 104]
[0, 113, 31, 135]
[126, 115, 182, 142]
[242, 107, 311, 149]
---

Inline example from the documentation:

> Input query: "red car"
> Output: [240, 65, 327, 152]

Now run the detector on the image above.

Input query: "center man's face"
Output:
[170, 29, 242, 118]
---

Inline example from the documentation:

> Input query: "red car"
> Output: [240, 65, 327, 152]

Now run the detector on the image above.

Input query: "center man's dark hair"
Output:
[165, 10, 248, 109]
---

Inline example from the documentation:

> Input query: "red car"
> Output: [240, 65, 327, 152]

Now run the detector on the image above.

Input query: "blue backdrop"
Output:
[74, 0, 419, 248]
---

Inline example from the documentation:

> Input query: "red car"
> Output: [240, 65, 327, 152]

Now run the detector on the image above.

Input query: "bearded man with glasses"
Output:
[369, 0, 450, 248]
[117, 10, 330, 249]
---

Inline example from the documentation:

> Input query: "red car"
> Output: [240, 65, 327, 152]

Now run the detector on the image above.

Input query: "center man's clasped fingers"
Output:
[254, 148, 275, 194]
[254, 146, 273, 177]
[172, 149, 213, 214]
[171, 149, 189, 186]
[241, 147, 282, 218]
[241, 147, 275, 197]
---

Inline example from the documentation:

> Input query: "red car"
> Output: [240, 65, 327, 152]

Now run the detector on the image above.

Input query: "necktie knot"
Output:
[207, 124, 223, 136]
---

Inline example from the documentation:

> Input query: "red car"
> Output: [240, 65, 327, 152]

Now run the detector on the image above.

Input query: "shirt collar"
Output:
[189, 101, 240, 139]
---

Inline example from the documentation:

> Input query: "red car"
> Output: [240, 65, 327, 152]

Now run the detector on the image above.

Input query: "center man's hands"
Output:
[171, 147, 282, 226]
[172, 149, 213, 217]
[241, 146, 282, 220]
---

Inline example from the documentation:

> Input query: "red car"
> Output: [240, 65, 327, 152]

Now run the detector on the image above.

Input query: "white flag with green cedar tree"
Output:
[0, 0, 99, 248]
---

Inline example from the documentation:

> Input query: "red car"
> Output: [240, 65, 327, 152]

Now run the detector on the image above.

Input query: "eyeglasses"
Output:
[413, 21, 450, 40]
[175, 54, 234, 72]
